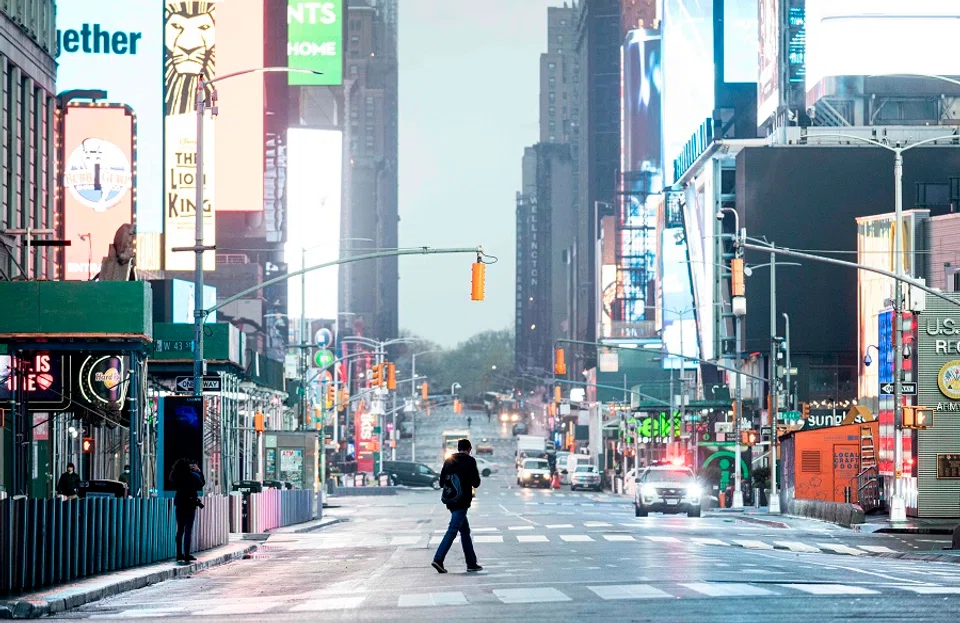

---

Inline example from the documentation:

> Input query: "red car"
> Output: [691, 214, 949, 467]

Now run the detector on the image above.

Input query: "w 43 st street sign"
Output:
[880, 382, 917, 396]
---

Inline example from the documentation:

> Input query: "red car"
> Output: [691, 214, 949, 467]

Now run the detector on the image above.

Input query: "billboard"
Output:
[805, 0, 960, 94]
[55, 1, 164, 235]
[660, 228, 698, 370]
[724, 0, 759, 84]
[757, 0, 780, 123]
[622, 29, 662, 193]
[286, 129, 343, 322]
[163, 1, 216, 271]
[287, 0, 344, 86]
[61, 105, 136, 280]
[159, 395, 205, 491]
[171, 279, 218, 324]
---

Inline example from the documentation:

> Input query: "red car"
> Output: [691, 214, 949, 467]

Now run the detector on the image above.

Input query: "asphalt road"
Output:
[53, 410, 960, 622]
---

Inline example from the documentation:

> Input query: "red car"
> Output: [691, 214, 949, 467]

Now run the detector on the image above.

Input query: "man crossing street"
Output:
[432, 438, 482, 573]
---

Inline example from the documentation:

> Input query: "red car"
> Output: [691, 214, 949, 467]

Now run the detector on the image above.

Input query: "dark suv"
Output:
[380, 461, 441, 489]
[634, 466, 702, 517]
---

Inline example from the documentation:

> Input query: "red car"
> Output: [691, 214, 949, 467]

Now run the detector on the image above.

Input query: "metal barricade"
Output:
[228, 489, 315, 534]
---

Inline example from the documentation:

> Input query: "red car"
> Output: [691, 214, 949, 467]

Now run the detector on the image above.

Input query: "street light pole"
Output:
[891, 149, 907, 522]
[301, 246, 308, 429]
[192, 79, 211, 397]
[768, 250, 781, 513]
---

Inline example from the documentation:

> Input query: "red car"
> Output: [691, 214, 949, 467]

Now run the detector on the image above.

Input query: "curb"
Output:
[868, 526, 954, 535]
[735, 516, 791, 530]
[0, 543, 257, 619]
[870, 550, 960, 564]
[272, 517, 344, 535]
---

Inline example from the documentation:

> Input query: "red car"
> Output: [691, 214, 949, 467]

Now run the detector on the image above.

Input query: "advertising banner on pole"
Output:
[287, 0, 344, 85]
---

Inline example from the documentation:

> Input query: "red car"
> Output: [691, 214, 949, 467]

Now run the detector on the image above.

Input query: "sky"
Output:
[397, 0, 569, 347]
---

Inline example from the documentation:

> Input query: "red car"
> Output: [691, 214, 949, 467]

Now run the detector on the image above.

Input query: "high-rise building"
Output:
[341, 0, 399, 341]
[540, 6, 578, 144]
[0, 2, 57, 280]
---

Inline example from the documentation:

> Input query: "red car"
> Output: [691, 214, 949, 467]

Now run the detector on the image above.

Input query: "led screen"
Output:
[286, 129, 343, 322]
[160, 395, 204, 492]
[724, 0, 759, 83]
[757, 0, 779, 122]
[287, 0, 344, 86]
[662, 0, 715, 185]
[61, 105, 135, 281]
[661, 228, 698, 370]
[805, 0, 960, 94]
[171, 279, 218, 324]
[55, 1, 163, 235]
[622, 30, 662, 193]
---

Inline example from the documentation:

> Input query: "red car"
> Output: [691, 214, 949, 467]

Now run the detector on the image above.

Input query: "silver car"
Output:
[570, 465, 601, 491]
[634, 466, 702, 517]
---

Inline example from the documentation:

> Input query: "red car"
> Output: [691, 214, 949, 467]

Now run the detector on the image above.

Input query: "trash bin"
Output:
[79, 479, 127, 498]
[232, 480, 263, 532]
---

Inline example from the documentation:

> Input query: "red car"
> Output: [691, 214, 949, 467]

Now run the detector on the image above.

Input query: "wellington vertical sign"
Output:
[287, 0, 344, 86]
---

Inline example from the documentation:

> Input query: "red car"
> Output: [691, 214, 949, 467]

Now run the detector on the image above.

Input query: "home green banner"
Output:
[287, 0, 344, 85]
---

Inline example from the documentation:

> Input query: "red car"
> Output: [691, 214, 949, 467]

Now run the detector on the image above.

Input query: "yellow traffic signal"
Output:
[421, 382, 429, 401]
[370, 364, 382, 388]
[554, 348, 567, 376]
[254, 411, 265, 433]
[386, 363, 397, 390]
[326, 385, 336, 409]
[471, 259, 485, 301]
[740, 430, 758, 446]
[731, 257, 745, 297]
[800, 402, 810, 420]
[554, 385, 562, 403]
[338, 388, 349, 411]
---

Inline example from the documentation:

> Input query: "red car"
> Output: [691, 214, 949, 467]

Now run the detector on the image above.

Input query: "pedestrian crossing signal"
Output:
[903, 406, 933, 430]
[740, 430, 758, 446]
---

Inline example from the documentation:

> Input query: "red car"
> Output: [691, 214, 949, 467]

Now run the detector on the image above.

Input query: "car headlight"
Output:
[641, 484, 657, 498]
[686, 484, 702, 498]
[500, 414, 508, 422]
[511, 414, 520, 422]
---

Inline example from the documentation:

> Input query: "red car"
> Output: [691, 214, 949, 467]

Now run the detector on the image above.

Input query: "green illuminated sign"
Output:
[287, 1, 344, 86]
[637, 413, 683, 439]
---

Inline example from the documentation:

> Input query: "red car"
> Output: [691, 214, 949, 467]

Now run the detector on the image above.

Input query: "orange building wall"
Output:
[791, 422, 879, 504]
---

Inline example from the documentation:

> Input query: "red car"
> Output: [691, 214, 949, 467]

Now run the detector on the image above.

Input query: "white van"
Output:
[563, 454, 592, 485]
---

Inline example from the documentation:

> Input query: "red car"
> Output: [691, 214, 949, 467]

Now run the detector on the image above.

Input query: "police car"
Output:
[634, 465, 702, 518]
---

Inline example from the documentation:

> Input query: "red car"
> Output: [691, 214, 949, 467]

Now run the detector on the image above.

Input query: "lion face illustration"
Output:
[164, 2, 216, 116]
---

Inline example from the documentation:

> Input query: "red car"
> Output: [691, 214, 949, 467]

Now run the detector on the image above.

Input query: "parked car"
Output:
[475, 456, 500, 477]
[476, 438, 495, 455]
[570, 465, 602, 491]
[380, 461, 441, 489]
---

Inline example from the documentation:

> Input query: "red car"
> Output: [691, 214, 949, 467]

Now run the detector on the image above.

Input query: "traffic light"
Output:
[554, 385, 562, 403]
[554, 348, 567, 376]
[800, 402, 810, 420]
[370, 364, 382, 388]
[454, 398, 462, 414]
[386, 363, 397, 390]
[903, 406, 933, 430]
[326, 385, 336, 409]
[254, 411, 265, 432]
[338, 388, 349, 411]
[740, 430, 758, 446]
[313, 406, 322, 428]
[471, 257, 486, 301]
[731, 258, 745, 297]
[421, 382, 429, 401]
[82, 437, 95, 453]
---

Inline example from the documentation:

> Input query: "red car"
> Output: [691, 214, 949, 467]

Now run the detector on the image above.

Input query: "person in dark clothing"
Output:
[56, 463, 81, 499]
[432, 438, 482, 574]
[118, 465, 130, 486]
[170, 458, 205, 562]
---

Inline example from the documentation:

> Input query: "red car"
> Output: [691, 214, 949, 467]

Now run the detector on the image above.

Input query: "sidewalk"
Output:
[857, 513, 959, 535]
[0, 538, 256, 619]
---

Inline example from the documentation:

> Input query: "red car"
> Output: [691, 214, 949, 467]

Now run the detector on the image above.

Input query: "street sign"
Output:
[880, 382, 917, 395]
[315, 328, 333, 347]
[314, 349, 335, 368]
[174, 376, 222, 393]
[782, 410, 802, 422]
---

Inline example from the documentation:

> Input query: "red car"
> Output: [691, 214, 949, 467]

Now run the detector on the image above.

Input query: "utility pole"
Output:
[725, 206, 746, 510]
[768, 250, 781, 513]
[300, 246, 308, 430]
[891, 150, 907, 522]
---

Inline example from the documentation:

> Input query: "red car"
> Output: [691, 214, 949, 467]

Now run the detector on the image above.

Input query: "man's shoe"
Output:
[184, 555, 198, 563]
[431, 560, 447, 574]
[176, 553, 185, 562]
[466, 565, 483, 572]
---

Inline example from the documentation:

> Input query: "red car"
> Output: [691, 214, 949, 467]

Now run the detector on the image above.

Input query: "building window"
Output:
[560, 19, 567, 26]
[548, 106, 556, 117]
[349, 65, 358, 76]
[549, 120, 556, 131]
[548, 62, 556, 71]
[548, 76, 556, 87]
[549, 135, 556, 142]
[548, 92, 556, 104]
[350, 36, 360, 47]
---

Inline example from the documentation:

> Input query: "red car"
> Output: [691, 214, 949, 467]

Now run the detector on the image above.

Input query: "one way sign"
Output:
[175, 376, 222, 393]
[880, 382, 917, 395]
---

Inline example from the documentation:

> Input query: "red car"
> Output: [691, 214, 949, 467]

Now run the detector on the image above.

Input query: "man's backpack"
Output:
[441, 473, 463, 505]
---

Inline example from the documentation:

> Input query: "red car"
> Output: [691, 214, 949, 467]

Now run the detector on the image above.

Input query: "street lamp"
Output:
[411, 349, 443, 461]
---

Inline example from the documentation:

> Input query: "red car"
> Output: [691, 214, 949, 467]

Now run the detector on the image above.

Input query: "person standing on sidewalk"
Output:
[56, 463, 81, 499]
[432, 438, 482, 573]
[170, 458, 205, 563]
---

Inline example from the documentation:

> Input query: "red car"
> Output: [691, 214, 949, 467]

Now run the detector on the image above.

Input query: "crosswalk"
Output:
[270, 526, 901, 557]
[88, 581, 960, 617]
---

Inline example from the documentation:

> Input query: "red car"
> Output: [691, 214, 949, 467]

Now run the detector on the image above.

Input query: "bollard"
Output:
[754, 488, 761, 508]
[844, 486, 851, 504]
[719, 492, 726, 508]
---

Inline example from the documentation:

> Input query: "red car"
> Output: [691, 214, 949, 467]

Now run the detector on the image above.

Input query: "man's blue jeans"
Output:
[433, 508, 478, 567]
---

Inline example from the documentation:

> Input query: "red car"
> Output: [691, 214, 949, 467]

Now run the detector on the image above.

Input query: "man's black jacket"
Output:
[439, 452, 481, 510]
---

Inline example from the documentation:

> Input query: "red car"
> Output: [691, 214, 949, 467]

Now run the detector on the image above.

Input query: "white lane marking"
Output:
[682, 582, 776, 597]
[474, 535, 504, 543]
[508, 525, 535, 531]
[773, 541, 821, 553]
[546, 524, 575, 529]
[588, 584, 672, 600]
[584, 521, 613, 527]
[391, 536, 420, 546]
[691, 537, 729, 546]
[779, 584, 879, 595]
[857, 545, 897, 553]
[733, 539, 774, 550]
[398, 592, 469, 607]
[899, 586, 960, 594]
[428, 536, 443, 545]
[645, 536, 681, 543]
[517, 535, 550, 543]
[560, 534, 595, 542]
[91, 608, 188, 619]
[494, 587, 572, 604]
[473, 527, 499, 533]
[291, 597, 366, 611]
[816, 543, 864, 556]
[602, 534, 636, 542]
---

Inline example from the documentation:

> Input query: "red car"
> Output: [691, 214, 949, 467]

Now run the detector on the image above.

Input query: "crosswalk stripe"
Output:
[682, 582, 776, 597]
[560, 534, 595, 542]
[816, 543, 864, 556]
[494, 587, 571, 604]
[398, 592, 469, 607]
[546, 524, 574, 529]
[517, 535, 550, 543]
[645, 536, 681, 543]
[588, 584, 671, 600]
[602, 534, 635, 542]
[733, 539, 774, 550]
[584, 521, 613, 527]
[508, 525, 535, 531]
[774, 541, 821, 553]
[474, 535, 504, 543]
[473, 527, 499, 533]
[899, 586, 960, 594]
[291, 597, 366, 611]
[857, 545, 897, 553]
[692, 537, 729, 546]
[779, 584, 879, 595]
[391, 536, 420, 546]
[428, 536, 443, 545]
